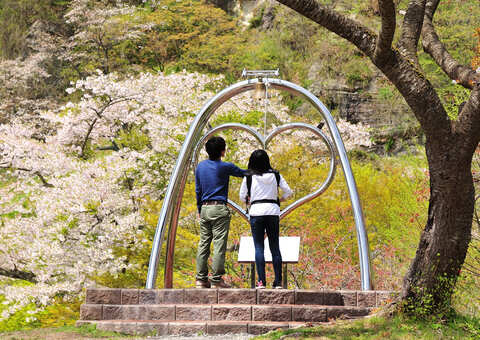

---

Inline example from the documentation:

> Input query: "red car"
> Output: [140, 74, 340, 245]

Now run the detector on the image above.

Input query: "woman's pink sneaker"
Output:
[256, 281, 265, 289]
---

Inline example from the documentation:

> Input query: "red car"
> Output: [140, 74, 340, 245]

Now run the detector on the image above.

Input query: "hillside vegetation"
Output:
[0, 0, 479, 335]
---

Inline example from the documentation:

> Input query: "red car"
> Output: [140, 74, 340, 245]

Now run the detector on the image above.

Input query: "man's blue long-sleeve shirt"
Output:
[195, 159, 246, 213]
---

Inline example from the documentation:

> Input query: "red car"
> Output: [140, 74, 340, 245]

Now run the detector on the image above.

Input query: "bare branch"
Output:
[88, 96, 136, 119]
[97, 140, 120, 151]
[374, 0, 396, 66]
[275, 0, 377, 57]
[421, 0, 480, 89]
[80, 117, 98, 158]
[0, 267, 37, 283]
[34, 171, 54, 188]
[424, 0, 440, 18]
[80, 96, 139, 158]
[0, 165, 54, 187]
[274, 1, 451, 140]
[397, 0, 427, 63]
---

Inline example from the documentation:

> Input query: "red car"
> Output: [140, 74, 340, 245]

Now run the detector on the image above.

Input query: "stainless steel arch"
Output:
[146, 78, 373, 290]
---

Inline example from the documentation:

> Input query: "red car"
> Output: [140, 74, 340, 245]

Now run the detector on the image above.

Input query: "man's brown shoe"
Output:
[195, 279, 211, 288]
[210, 278, 230, 289]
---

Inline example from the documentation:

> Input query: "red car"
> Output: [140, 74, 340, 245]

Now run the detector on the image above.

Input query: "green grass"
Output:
[57, 324, 134, 338]
[1, 324, 139, 339]
[255, 314, 480, 340]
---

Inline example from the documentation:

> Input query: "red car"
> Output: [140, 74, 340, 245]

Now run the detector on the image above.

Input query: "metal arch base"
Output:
[145, 78, 374, 290]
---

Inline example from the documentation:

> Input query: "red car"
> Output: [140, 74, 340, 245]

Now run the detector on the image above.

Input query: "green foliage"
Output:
[240, 10, 317, 84]
[402, 273, 461, 320]
[377, 86, 395, 101]
[0, 0, 70, 59]
[437, 86, 470, 121]
[274, 148, 427, 290]
[211, 110, 264, 127]
[114, 0, 248, 77]
[344, 57, 374, 88]
[417, 0, 480, 120]
[0, 279, 81, 332]
[255, 314, 480, 340]
[454, 269, 480, 317]
[0, 301, 40, 332]
[249, 6, 264, 29]
[57, 323, 134, 337]
[0, 178, 36, 222]
[114, 125, 152, 151]
[35, 298, 81, 328]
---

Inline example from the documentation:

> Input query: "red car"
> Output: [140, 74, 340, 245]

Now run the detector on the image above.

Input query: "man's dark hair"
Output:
[205, 136, 226, 160]
[248, 149, 273, 174]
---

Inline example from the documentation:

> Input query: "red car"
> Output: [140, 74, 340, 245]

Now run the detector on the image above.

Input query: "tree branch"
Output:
[0, 165, 54, 187]
[374, 0, 396, 66]
[421, 0, 480, 89]
[80, 117, 98, 158]
[34, 171, 54, 188]
[275, 0, 451, 140]
[96, 140, 120, 151]
[455, 85, 480, 153]
[81, 96, 138, 158]
[397, 0, 427, 64]
[0, 267, 37, 283]
[275, 0, 377, 57]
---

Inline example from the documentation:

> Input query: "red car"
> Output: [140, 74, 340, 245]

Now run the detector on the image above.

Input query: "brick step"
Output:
[86, 288, 396, 307]
[76, 319, 324, 336]
[80, 303, 372, 322]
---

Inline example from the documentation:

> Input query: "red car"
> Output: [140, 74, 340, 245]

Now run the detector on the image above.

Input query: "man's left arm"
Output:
[226, 162, 246, 177]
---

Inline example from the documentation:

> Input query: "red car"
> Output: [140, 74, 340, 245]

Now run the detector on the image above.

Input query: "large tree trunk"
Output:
[402, 141, 474, 315]
[368, 44, 475, 314]
[274, 0, 480, 317]
[371, 50, 476, 315]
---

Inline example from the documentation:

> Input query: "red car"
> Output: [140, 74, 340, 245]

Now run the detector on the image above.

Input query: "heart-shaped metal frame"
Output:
[192, 122, 337, 221]
[146, 77, 373, 291]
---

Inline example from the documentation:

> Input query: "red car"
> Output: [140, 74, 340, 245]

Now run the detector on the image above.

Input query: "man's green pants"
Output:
[196, 204, 231, 283]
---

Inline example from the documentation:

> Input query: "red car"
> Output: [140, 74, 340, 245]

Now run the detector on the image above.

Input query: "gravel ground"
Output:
[1, 329, 257, 340]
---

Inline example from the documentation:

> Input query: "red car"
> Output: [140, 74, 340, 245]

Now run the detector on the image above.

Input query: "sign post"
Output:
[238, 236, 300, 288]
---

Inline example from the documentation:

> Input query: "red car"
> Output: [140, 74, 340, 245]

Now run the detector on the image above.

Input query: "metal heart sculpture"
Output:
[193, 122, 337, 221]
[146, 77, 372, 291]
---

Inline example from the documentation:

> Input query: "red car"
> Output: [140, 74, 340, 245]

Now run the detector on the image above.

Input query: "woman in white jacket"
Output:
[239, 149, 293, 289]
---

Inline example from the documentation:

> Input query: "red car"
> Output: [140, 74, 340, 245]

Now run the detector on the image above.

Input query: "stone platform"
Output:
[77, 288, 397, 336]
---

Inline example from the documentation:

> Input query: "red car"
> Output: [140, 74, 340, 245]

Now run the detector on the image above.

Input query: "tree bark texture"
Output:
[402, 144, 474, 313]
[275, 0, 480, 315]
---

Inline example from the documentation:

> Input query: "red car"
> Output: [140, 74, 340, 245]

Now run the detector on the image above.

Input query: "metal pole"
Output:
[282, 263, 288, 289]
[250, 263, 256, 288]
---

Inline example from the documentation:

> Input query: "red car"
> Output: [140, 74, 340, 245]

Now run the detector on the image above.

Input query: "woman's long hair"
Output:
[248, 149, 273, 175]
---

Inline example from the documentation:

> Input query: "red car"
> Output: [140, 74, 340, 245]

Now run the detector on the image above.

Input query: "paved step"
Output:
[78, 288, 398, 336]
[85, 288, 397, 307]
[77, 319, 324, 336]
[81, 303, 372, 322]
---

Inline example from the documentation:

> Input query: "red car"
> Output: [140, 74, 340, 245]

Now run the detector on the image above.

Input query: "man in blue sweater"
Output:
[195, 136, 246, 288]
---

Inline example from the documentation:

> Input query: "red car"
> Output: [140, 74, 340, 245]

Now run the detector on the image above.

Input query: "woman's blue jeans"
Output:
[250, 215, 282, 287]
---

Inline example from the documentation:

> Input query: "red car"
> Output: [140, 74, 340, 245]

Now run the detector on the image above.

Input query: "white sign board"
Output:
[237, 236, 300, 263]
